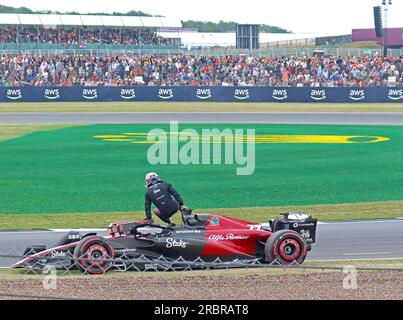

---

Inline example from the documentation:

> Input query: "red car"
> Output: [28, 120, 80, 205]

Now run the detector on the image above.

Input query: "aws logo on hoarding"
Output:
[6, 89, 22, 100]
[120, 89, 136, 100]
[349, 89, 365, 101]
[158, 88, 174, 100]
[272, 89, 288, 101]
[82, 88, 98, 100]
[196, 89, 212, 100]
[44, 89, 60, 100]
[388, 89, 403, 101]
[310, 90, 326, 101]
[234, 89, 250, 100]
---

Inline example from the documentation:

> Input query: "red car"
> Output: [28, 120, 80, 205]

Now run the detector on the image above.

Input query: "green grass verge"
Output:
[0, 102, 403, 113]
[339, 41, 382, 49]
[0, 201, 401, 230]
[0, 124, 70, 142]
[1, 123, 402, 214]
[0, 124, 401, 228]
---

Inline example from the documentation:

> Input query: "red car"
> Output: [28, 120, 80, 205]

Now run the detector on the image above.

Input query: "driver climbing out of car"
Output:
[144, 172, 189, 227]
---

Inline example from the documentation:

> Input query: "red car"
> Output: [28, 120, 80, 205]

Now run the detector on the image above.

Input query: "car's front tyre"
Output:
[74, 236, 115, 275]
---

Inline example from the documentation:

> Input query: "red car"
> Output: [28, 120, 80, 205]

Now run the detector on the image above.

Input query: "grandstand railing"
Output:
[0, 42, 179, 52]
[0, 46, 401, 57]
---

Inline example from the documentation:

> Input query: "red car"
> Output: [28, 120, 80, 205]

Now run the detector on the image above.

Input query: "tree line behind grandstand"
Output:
[1, 53, 401, 87]
[0, 4, 289, 33]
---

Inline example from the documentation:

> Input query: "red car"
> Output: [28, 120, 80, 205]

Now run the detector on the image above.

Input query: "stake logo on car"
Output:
[165, 238, 188, 248]
[50, 250, 67, 258]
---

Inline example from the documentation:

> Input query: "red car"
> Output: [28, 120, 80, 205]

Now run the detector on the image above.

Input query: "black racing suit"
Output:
[145, 181, 184, 224]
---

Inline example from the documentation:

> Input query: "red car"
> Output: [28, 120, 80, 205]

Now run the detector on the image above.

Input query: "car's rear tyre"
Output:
[265, 230, 308, 265]
[73, 236, 115, 275]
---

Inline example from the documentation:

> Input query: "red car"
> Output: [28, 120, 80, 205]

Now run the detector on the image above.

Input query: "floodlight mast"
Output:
[382, 0, 393, 57]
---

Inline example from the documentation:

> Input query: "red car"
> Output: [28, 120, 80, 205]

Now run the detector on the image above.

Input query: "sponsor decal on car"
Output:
[175, 230, 202, 234]
[67, 233, 81, 240]
[144, 263, 159, 270]
[50, 250, 67, 258]
[114, 248, 137, 254]
[299, 229, 311, 240]
[209, 234, 250, 241]
[293, 222, 315, 228]
[165, 238, 188, 248]
[211, 216, 220, 225]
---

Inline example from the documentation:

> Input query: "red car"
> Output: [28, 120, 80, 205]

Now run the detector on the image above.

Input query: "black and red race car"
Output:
[13, 212, 317, 275]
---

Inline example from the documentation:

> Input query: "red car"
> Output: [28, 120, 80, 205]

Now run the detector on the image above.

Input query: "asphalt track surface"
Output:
[0, 112, 403, 125]
[0, 219, 402, 268]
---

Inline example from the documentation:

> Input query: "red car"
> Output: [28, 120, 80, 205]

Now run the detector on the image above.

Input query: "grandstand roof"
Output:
[0, 13, 182, 28]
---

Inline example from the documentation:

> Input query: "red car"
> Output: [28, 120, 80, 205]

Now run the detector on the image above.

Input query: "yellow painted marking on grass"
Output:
[94, 133, 390, 144]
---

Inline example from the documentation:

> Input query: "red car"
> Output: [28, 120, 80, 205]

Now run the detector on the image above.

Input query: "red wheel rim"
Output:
[278, 239, 301, 262]
[85, 244, 108, 268]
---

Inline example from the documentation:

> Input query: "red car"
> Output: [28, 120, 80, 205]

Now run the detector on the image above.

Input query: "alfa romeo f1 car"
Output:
[13, 212, 318, 275]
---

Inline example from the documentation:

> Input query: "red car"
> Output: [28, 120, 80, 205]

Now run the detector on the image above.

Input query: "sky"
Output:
[0, 0, 401, 34]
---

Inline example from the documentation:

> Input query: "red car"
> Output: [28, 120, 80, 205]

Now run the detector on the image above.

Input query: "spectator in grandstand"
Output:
[0, 52, 401, 88]
[0, 26, 171, 47]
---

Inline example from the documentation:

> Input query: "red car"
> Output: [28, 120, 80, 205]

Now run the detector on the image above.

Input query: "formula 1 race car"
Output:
[13, 212, 318, 275]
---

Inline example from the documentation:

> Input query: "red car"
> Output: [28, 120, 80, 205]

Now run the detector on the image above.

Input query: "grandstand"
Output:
[0, 13, 401, 89]
[0, 13, 182, 50]
[0, 53, 401, 87]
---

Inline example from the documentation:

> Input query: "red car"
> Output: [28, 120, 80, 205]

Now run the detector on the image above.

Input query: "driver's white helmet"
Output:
[145, 172, 160, 186]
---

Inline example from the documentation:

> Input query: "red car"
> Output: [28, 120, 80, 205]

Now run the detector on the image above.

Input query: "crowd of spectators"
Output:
[0, 27, 174, 47]
[0, 53, 401, 87]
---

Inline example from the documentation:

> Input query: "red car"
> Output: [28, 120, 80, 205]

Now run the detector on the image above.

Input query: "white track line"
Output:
[308, 257, 403, 262]
[318, 219, 403, 225]
[49, 228, 106, 233]
[0, 228, 106, 235]
[342, 252, 391, 256]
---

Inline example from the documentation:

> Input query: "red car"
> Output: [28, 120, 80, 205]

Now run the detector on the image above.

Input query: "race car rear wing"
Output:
[270, 213, 318, 244]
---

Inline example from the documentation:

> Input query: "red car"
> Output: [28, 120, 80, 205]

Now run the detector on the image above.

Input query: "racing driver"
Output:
[144, 172, 188, 227]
